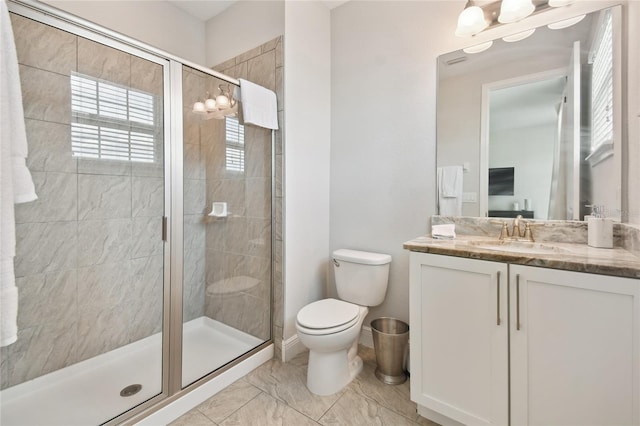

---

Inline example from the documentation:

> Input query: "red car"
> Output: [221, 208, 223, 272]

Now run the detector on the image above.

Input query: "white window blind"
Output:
[589, 9, 613, 153]
[225, 116, 245, 172]
[70, 72, 157, 163]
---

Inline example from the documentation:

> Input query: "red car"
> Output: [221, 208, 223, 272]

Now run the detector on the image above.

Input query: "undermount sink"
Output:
[465, 240, 569, 255]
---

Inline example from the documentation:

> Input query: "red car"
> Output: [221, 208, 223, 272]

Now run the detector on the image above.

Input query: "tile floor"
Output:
[170, 346, 439, 426]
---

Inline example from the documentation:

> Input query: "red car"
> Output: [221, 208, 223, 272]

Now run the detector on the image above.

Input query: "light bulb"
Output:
[216, 94, 230, 110]
[193, 101, 206, 114]
[455, 4, 488, 37]
[205, 98, 217, 111]
[498, 0, 535, 24]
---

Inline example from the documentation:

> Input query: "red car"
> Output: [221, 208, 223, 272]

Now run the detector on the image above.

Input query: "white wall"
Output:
[42, 0, 206, 64]
[330, 1, 460, 326]
[489, 124, 557, 218]
[205, 1, 284, 67]
[283, 1, 331, 339]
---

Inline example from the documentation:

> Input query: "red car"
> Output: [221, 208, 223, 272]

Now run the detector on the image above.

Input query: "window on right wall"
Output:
[587, 8, 614, 164]
[225, 116, 245, 173]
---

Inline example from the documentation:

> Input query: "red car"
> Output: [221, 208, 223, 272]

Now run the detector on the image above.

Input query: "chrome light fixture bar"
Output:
[455, 0, 574, 37]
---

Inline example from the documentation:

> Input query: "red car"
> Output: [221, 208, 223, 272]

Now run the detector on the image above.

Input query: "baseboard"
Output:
[282, 334, 305, 362]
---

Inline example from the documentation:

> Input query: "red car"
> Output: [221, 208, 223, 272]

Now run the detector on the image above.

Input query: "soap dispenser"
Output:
[587, 205, 613, 248]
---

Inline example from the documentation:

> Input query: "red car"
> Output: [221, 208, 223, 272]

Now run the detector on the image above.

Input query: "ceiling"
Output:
[168, 0, 349, 22]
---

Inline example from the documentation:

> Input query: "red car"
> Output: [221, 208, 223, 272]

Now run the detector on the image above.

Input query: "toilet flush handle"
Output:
[333, 258, 340, 267]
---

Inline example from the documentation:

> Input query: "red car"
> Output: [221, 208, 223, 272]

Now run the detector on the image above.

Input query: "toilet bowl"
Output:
[296, 298, 368, 395]
[295, 249, 392, 396]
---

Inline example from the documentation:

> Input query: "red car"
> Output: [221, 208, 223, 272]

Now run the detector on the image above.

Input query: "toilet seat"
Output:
[296, 299, 360, 335]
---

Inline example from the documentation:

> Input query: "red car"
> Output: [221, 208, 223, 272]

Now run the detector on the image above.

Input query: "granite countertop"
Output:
[404, 235, 640, 279]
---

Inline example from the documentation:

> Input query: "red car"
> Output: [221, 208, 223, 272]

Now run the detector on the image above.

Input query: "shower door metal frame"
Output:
[6, 1, 274, 425]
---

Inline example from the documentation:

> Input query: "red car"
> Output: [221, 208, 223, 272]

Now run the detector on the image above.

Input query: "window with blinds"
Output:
[225, 116, 245, 172]
[70, 72, 157, 163]
[588, 9, 613, 154]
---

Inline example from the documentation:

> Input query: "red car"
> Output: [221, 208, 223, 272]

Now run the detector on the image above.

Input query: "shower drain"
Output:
[120, 384, 142, 397]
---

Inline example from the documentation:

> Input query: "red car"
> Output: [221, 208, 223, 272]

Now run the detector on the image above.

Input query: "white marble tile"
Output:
[169, 409, 215, 426]
[348, 360, 422, 423]
[245, 359, 342, 421]
[77, 158, 131, 176]
[184, 143, 205, 180]
[14, 172, 77, 223]
[14, 221, 77, 277]
[131, 216, 164, 259]
[196, 380, 262, 424]
[78, 174, 131, 220]
[246, 177, 271, 219]
[76, 303, 131, 362]
[3, 324, 78, 388]
[20, 65, 71, 124]
[131, 56, 163, 97]
[129, 255, 164, 342]
[11, 13, 77, 75]
[319, 390, 424, 426]
[219, 392, 319, 426]
[247, 51, 276, 91]
[184, 179, 206, 215]
[24, 120, 76, 173]
[244, 126, 272, 179]
[132, 176, 164, 217]
[77, 262, 132, 312]
[15, 270, 77, 331]
[77, 37, 130, 86]
[77, 219, 132, 266]
[224, 217, 248, 254]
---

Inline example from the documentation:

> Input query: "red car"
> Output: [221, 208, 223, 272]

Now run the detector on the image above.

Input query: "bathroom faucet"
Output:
[499, 215, 535, 242]
[512, 215, 522, 238]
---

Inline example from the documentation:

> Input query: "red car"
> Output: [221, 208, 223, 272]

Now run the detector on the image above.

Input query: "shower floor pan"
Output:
[0, 317, 262, 426]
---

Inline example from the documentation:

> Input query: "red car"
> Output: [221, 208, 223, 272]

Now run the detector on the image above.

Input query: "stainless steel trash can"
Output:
[370, 317, 409, 385]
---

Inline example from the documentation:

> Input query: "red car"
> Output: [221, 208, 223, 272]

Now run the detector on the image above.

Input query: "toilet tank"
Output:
[333, 249, 392, 307]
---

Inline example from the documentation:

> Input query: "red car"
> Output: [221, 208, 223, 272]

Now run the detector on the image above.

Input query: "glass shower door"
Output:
[181, 65, 272, 387]
[0, 12, 168, 425]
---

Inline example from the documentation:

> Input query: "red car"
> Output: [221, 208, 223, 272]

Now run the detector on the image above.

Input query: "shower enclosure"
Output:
[0, 2, 274, 425]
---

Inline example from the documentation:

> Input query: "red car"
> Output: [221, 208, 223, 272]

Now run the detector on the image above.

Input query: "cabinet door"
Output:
[510, 265, 640, 426]
[410, 253, 508, 425]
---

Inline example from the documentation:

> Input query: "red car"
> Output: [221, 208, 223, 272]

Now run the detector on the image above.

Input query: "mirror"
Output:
[437, 6, 622, 221]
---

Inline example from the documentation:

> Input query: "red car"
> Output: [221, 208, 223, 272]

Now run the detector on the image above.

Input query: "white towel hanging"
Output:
[1, 0, 37, 347]
[234, 79, 279, 130]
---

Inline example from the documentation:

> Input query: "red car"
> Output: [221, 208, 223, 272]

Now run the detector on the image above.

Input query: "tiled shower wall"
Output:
[1, 15, 164, 389]
[203, 36, 284, 343]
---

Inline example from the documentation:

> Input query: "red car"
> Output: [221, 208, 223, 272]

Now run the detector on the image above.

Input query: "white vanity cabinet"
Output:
[410, 252, 640, 426]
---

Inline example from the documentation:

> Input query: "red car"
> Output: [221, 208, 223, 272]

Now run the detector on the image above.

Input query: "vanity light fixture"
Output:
[455, 0, 574, 38]
[192, 84, 238, 120]
[502, 28, 536, 42]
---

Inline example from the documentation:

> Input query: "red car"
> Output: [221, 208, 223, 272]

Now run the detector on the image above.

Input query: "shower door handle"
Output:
[162, 216, 168, 241]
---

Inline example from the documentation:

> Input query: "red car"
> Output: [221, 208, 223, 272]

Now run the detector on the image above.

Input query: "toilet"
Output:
[295, 249, 392, 395]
